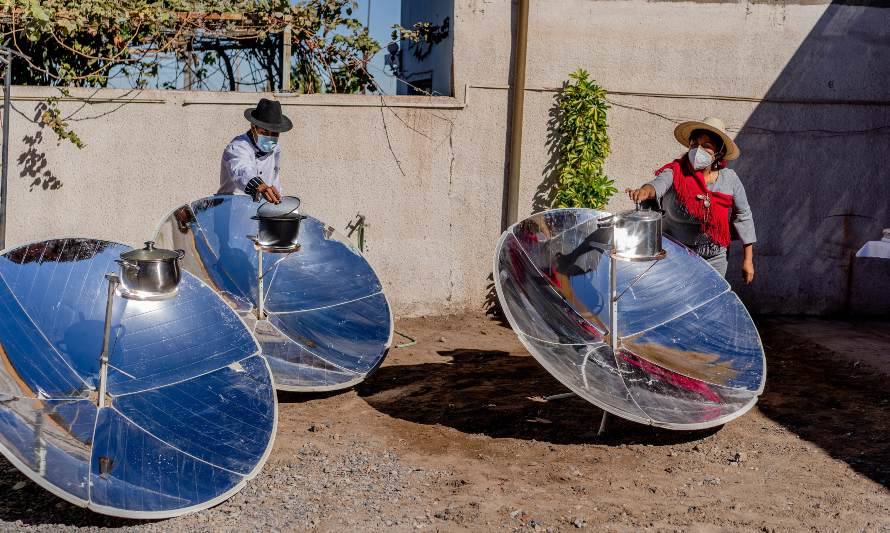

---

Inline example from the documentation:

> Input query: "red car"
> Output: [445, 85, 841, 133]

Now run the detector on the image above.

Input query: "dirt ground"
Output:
[0, 312, 888, 532]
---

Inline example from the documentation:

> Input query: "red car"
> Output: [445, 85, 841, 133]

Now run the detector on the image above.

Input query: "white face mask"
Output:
[688, 147, 714, 170]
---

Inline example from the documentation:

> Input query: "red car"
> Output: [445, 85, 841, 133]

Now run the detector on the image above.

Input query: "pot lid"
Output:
[120, 241, 181, 261]
[257, 196, 301, 219]
[617, 208, 662, 222]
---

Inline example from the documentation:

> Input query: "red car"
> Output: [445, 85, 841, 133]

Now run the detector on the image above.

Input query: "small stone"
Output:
[510, 509, 523, 519]
[572, 517, 587, 528]
[438, 336, 447, 343]
[12, 481, 26, 490]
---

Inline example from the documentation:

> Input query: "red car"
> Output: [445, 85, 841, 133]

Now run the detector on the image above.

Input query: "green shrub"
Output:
[553, 69, 616, 209]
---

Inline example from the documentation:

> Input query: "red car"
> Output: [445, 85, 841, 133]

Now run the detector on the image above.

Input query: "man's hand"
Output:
[625, 184, 655, 204]
[257, 183, 281, 204]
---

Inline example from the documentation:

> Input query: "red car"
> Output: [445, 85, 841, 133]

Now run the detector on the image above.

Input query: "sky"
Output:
[353, 0, 402, 94]
[108, 0, 403, 94]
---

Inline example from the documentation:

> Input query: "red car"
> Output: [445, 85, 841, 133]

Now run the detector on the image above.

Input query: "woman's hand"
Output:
[257, 183, 281, 204]
[741, 244, 755, 284]
[742, 259, 754, 284]
[625, 184, 655, 204]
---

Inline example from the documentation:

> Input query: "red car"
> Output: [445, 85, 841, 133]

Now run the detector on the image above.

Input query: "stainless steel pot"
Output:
[116, 241, 185, 298]
[613, 208, 664, 261]
[254, 196, 304, 249]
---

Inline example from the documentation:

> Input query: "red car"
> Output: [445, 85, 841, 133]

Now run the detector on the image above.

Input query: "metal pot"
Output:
[253, 196, 304, 248]
[116, 241, 185, 298]
[612, 208, 664, 261]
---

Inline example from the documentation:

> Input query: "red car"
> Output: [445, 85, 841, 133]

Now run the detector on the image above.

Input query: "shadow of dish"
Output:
[358, 348, 718, 446]
[755, 321, 890, 489]
[0, 459, 150, 527]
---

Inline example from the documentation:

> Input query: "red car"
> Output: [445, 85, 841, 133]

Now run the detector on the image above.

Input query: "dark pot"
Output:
[254, 196, 304, 248]
[256, 215, 306, 248]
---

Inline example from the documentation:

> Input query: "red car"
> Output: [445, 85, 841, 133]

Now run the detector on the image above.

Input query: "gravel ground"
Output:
[0, 313, 888, 532]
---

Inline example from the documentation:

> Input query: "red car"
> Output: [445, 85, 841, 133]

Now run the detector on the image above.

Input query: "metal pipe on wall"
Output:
[0, 49, 10, 251]
[505, 0, 530, 230]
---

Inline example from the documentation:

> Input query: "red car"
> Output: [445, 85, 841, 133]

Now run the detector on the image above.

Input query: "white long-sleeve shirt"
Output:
[217, 132, 281, 199]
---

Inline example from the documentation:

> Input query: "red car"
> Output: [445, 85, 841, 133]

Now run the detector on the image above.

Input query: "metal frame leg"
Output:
[256, 246, 265, 320]
[610, 252, 618, 356]
[97, 274, 119, 408]
[543, 392, 576, 401]
[597, 411, 608, 437]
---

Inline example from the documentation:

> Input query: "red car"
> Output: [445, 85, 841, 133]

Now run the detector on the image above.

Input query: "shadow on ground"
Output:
[756, 320, 890, 488]
[0, 469, 147, 528]
[359, 348, 718, 446]
[277, 389, 352, 404]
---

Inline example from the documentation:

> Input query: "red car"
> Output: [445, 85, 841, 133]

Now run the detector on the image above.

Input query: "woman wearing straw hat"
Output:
[626, 117, 756, 282]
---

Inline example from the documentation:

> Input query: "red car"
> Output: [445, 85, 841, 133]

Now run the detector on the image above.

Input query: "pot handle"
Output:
[596, 215, 614, 229]
[115, 259, 138, 271]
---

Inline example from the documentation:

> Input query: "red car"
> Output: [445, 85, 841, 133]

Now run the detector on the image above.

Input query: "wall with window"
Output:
[398, 0, 454, 96]
[5, 0, 889, 316]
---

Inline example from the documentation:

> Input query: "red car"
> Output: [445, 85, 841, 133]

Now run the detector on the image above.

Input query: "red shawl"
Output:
[655, 157, 734, 247]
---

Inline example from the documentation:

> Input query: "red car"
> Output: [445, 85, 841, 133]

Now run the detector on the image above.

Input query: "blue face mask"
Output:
[256, 134, 278, 153]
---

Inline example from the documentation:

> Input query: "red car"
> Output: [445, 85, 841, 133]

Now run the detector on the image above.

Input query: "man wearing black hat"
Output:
[218, 98, 293, 204]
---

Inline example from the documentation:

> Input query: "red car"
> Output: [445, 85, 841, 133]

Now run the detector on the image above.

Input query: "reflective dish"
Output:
[0, 238, 277, 518]
[154, 195, 393, 392]
[494, 208, 766, 430]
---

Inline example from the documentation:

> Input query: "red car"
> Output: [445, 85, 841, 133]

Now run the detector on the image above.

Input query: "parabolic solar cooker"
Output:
[494, 207, 766, 430]
[154, 195, 393, 392]
[0, 238, 276, 518]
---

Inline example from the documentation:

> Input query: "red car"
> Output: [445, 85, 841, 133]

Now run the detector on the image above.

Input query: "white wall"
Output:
[4, 90, 503, 317]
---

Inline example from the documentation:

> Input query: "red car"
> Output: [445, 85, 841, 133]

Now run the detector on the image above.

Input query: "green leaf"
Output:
[29, 1, 50, 22]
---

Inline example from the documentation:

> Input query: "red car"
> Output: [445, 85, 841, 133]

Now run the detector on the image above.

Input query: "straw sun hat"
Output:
[673, 117, 740, 161]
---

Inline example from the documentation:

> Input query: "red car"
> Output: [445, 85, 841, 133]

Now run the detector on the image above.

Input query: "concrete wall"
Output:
[4, 0, 889, 316]
[4, 90, 503, 317]
[452, 0, 890, 315]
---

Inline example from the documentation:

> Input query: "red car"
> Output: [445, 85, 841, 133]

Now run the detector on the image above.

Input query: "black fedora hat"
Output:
[244, 98, 293, 133]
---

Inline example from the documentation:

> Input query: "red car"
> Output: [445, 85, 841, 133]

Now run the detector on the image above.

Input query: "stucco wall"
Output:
[4, 90, 504, 317]
[453, 0, 890, 315]
[3, 0, 888, 316]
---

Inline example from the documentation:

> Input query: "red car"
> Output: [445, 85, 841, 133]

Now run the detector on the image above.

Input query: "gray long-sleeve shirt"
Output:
[646, 167, 756, 259]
